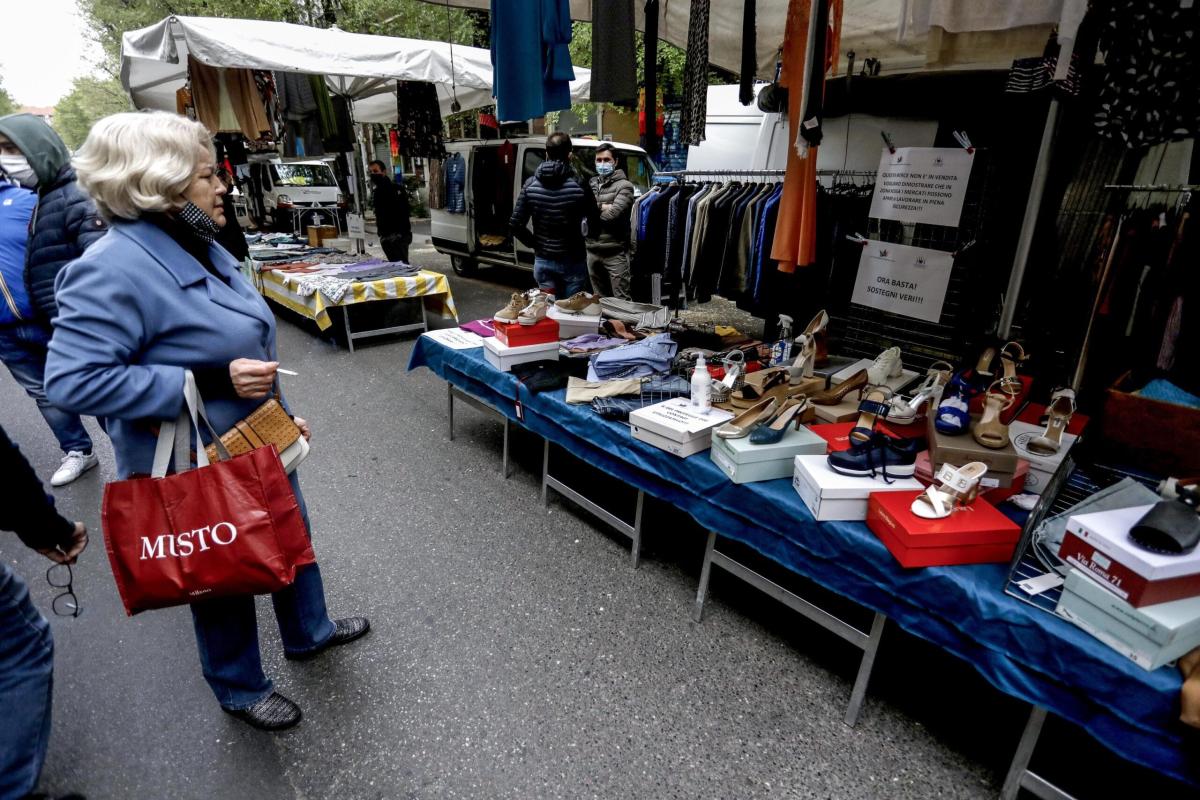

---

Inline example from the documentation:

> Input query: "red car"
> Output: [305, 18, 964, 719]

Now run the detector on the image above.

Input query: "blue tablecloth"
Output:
[409, 335, 1197, 786]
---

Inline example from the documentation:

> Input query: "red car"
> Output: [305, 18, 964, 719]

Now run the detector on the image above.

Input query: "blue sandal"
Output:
[850, 386, 894, 445]
[934, 371, 979, 435]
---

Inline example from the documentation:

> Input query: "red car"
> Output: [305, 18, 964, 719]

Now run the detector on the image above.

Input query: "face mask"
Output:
[0, 154, 36, 188]
[595, 162, 614, 177]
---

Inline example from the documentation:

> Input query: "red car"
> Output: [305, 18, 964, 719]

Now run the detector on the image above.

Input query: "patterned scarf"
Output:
[177, 201, 221, 244]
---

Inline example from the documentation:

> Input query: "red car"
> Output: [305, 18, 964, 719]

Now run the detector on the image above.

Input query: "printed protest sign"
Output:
[850, 241, 954, 323]
[868, 147, 974, 227]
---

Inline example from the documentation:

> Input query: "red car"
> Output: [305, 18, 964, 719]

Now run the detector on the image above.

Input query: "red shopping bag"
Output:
[100, 374, 316, 615]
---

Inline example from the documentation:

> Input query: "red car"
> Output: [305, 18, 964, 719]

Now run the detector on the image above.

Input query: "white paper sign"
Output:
[868, 147, 974, 227]
[421, 328, 485, 350]
[850, 241, 954, 323]
[346, 213, 366, 239]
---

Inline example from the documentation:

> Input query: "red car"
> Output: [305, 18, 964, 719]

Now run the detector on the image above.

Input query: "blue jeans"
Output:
[0, 562, 54, 800]
[190, 473, 336, 709]
[0, 322, 93, 454]
[533, 256, 588, 299]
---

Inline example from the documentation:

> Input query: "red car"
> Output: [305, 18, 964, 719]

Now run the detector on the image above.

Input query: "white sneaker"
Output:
[518, 293, 549, 325]
[51, 450, 99, 487]
[867, 346, 903, 385]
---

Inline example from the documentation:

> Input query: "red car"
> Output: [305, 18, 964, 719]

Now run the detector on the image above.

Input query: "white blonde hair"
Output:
[73, 111, 215, 221]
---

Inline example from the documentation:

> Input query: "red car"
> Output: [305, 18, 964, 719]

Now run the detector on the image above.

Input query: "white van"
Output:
[431, 137, 656, 276]
[245, 157, 347, 233]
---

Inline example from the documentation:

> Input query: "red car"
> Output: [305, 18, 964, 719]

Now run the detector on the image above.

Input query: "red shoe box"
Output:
[879, 418, 928, 440]
[914, 450, 1027, 501]
[867, 490, 1022, 568]
[968, 375, 1032, 424]
[494, 317, 559, 347]
[807, 422, 902, 453]
[1016, 402, 1089, 436]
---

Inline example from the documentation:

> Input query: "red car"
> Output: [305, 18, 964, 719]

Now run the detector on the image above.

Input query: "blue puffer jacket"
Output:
[508, 160, 599, 261]
[26, 165, 108, 320]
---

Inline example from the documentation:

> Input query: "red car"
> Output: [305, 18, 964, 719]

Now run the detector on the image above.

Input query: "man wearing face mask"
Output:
[0, 114, 106, 486]
[367, 160, 412, 263]
[584, 143, 634, 301]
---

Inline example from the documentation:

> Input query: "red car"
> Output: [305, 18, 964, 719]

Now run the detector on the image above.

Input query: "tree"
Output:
[53, 76, 130, 149]
[0, 77, 16, 116]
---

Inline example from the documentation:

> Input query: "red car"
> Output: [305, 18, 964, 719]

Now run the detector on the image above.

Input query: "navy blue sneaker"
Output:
[826, 433, 922, 482]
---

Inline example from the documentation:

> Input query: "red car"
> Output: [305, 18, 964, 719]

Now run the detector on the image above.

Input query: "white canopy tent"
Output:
[120, 15, 592, 117]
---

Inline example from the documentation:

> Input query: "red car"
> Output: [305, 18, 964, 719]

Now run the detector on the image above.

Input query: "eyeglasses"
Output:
[46, 562, 81, 618]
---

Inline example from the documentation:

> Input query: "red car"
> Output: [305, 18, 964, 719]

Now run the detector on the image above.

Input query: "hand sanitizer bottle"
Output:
[691, 354, 711, 411]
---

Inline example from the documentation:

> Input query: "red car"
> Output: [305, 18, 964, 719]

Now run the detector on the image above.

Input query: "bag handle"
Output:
[150, 370, 232, 478]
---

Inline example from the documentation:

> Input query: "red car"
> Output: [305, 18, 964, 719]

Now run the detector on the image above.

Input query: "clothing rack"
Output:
[817, 170, 878, 177]
[655, 169, 786, 177]
[1102, 184, 1197, 191]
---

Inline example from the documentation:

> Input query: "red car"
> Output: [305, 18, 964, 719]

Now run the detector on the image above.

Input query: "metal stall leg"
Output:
[541, 438, 551, 506]
[693, 530, 718, 622]
[542, 439, 645, 566]
[502, 416, 511, 479]
[1000, 706, 1077, 800]
[630, 489, 645, 569]
[342, 304, 355, 353]
[844, 613, 887, 727]
[447, 382, 455, 441]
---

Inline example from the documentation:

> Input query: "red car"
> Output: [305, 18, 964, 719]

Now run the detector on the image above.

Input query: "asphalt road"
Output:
[1, 227, 1190, 799]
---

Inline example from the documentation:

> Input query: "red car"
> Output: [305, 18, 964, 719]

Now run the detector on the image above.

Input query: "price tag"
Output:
[1017, 573, 1064, 596]
[514, 400, 524, 422]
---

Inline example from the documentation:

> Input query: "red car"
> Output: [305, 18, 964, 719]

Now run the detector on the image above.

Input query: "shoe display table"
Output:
[408, 333, 1196, 795]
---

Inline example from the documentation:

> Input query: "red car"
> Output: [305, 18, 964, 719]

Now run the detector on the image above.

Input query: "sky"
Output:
[0, 0, 103, 107]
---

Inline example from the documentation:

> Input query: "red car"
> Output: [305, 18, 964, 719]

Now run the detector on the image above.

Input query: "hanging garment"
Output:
[490, 0, 574, 121]
[643, 0, 660, 156]
[188, 56, 239, 135]
[592, 0, 638, 106]
[276, 72, 325, 157]
[1092, 2, 1199, 148]
[740, 0, 757, 106]
[444, 153, 467, 214]
[797, 0, 831, 149]
[679, 0, 711, 146]
[176, 87, 194, 118]
[427, 157, 445, 210]
[1005, 33, 1081, 96]
[224, 68, 271, 143]
[253, 71, 283, 144]
[395, 81, 447, 159]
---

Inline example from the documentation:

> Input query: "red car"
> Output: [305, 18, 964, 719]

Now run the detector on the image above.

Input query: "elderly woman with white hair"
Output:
[44, 111, 368, 731]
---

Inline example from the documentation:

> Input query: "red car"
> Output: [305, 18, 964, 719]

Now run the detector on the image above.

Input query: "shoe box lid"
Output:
[483, 337, 561, 356]
[830, 357, 918, 392]
[1064, 505, 1200, 582]
[630, 398, 733, 444]
[810, 397, 862, 424]
[494, 318, 559, 347]
[927, 414, 1022, 474]
[868, 489, 1021, 550]
[632, 424, 713, 458]
[1007, 420, 1080, 473]
[711, 424, 826, 466]
[546, 305, 601, 339]
[915, 450, 1028, 492]
[792, 454, 922, 500]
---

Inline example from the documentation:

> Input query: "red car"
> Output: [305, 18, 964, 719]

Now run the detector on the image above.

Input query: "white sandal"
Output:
[889, 360, 953, 424]
[911, 461, 988, 519]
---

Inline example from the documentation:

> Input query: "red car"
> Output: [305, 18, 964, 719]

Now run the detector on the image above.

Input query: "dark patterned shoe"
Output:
[285, 617, 371, 661]
[223, 691, 302, 731]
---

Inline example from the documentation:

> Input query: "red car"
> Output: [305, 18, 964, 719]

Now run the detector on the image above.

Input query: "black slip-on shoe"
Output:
[285, 617, 371, 662]
[223, 691, 302, 731]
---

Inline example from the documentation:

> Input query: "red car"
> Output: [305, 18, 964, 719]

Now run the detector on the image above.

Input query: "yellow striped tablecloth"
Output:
[257, 268, 458, 331]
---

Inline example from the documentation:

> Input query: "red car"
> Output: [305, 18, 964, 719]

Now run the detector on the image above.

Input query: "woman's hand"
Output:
[293, 416, 312, 442]
[229, 358, 278, 399]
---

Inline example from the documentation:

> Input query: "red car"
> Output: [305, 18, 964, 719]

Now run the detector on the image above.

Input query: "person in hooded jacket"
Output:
[509, 132, 600, 299]
[0, 117, 104, 487]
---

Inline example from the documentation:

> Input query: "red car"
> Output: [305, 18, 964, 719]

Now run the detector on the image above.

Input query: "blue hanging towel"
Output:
[490, 0, 575, 121]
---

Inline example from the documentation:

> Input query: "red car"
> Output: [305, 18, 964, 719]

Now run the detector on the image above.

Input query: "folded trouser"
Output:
[599, 297, 670, 329]
[565, 377, 643, 404]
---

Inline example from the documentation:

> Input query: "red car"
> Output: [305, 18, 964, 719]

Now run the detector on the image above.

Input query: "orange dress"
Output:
[770, 0, 841, 273]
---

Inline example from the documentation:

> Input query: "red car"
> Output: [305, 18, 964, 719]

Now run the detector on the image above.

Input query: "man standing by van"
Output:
[509, 133, 598, 301]
[368, 160, 412, 263]
[585, 144, 634, 300]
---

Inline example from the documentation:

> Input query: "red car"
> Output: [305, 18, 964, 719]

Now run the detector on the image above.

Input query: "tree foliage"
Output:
[53, 76, 130, 149]
[0, 78, 16, 116]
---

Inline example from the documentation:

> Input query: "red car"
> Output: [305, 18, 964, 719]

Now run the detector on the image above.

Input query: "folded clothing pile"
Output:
[589, 333, 678, 381]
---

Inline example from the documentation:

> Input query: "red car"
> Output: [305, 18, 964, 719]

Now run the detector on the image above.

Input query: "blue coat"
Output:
[45, 219, 284, 479]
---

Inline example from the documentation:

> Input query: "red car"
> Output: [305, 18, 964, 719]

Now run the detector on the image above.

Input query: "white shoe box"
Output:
[831, 358, 918, 392]
[547, 304, 601, 339]
[792, 454, 923, 521]
[630, 398, 732, 458]
[482, 337, 560, 372]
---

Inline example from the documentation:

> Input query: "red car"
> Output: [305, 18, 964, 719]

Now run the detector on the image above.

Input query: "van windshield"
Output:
[270, 164, 337, 187]
[570, 148, 657, 195]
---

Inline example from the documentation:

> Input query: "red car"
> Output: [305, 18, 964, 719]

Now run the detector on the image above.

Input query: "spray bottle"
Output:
[770, 315, 794, 366]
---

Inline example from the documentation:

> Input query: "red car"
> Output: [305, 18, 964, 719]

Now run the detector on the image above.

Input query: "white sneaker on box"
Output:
[51, 450, 99, 486]
[518, 294, 549, 325]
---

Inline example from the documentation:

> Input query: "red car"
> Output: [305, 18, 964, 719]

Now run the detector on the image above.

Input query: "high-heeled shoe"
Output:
[715, 397, 779, 439]
[867, 346, 903, 386]
[1028, 388, 1076, 455]
[788, 335, 817, 384]
[850, 386, 894, 445]
[999, 342, 1028, 391]
[800, 310, 830, 368]
[749, 398, 814, 444]
[911, 462, 988, 519]
[973, 380, 1019, 449]
[934, 370, 983, 435]
[811, 369, 869, 406]
[729, 368, 788, 408]
[889, 361, 953, 424]
[973, 346, 998, 382]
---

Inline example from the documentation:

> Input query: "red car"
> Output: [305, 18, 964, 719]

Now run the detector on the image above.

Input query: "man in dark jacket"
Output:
[0, 132, 100, 486]
[215, 167, 249, 262]
[368, 160, 412, 263]
[0, 424, 87, 800]
[509, 132, 600, 299]
[585, 143, 635, 300]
